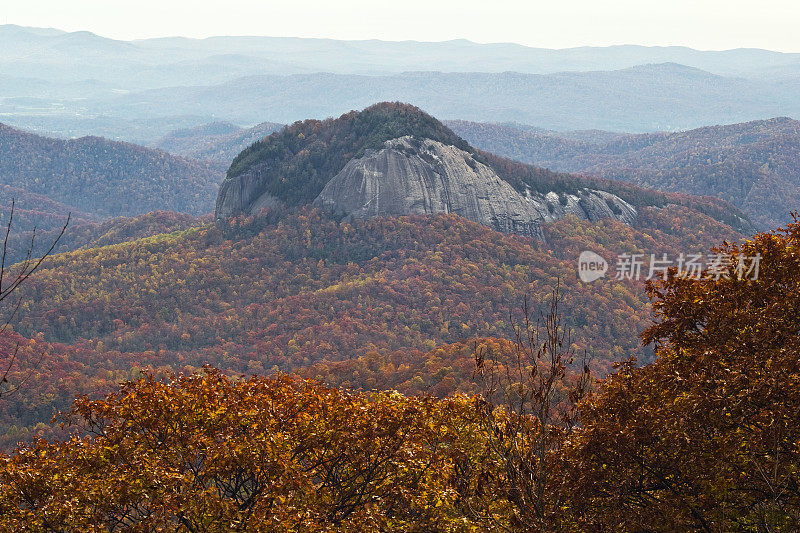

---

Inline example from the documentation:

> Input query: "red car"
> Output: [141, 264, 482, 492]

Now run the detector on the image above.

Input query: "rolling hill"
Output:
[4, 25, 800, 84]
[0, 190, 205, 264]
[97, 65, 800, 134]
[5, 25, 800, 142]
[2, 63, 800, 140]
[0, 123, 223, 218]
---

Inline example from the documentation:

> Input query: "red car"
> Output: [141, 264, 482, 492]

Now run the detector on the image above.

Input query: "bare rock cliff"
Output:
[215, 168, 281, 220]
[313, 137, 548, 238]
[312, 137, 636, 238]
[215, 135, 637, 238]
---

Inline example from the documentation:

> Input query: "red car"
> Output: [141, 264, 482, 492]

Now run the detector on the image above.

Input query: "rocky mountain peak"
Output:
[215, 103, 640, 239]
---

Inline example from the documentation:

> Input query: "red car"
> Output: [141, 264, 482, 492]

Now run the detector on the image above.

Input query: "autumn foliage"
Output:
[0, 370, 493, 531]
[568, 215, 800, 530]
[0, 123, 222, 218]
[1, 216, 799, 530]
[0, 206, 745, 446]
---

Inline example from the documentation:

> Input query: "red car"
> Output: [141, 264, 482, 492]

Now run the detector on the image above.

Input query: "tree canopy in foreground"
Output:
[1, 218, 799, 531]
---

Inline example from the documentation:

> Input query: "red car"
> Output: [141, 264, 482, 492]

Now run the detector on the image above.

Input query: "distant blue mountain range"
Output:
[1, 25, 799, 141]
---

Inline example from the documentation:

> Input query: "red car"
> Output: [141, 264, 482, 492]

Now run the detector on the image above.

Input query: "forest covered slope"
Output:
[0, 206, 742, 446]
[0, 123, 223, 218]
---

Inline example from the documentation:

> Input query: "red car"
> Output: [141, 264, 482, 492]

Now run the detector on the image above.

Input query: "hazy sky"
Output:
[3, 0, 799, 51]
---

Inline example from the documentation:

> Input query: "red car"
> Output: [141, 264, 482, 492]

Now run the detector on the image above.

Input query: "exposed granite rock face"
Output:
[312, 137, 636, 239]
[215, 135, 637, 238]
[313, 137, 548, 239]
[533, 189, 638, 225]
[215, 163, 281, 219]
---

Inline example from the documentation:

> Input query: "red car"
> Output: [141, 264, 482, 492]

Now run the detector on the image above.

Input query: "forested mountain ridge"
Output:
[44, 211, 206, 258]
[5, 25, 800, 142]
[217, 103, 753, 235]
[449, 116, 800, 229]
[5, 25, 800, 82]
[0, 123, 223, 218]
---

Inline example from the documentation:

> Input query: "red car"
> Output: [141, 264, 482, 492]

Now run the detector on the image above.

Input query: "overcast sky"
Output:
[3, 0, 799, 51]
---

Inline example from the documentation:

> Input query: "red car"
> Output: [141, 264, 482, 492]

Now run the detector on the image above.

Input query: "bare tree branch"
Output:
[0, 199, 70, 403]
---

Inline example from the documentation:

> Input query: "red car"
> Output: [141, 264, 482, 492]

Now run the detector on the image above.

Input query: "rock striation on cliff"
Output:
[312, 137, 635, 238]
